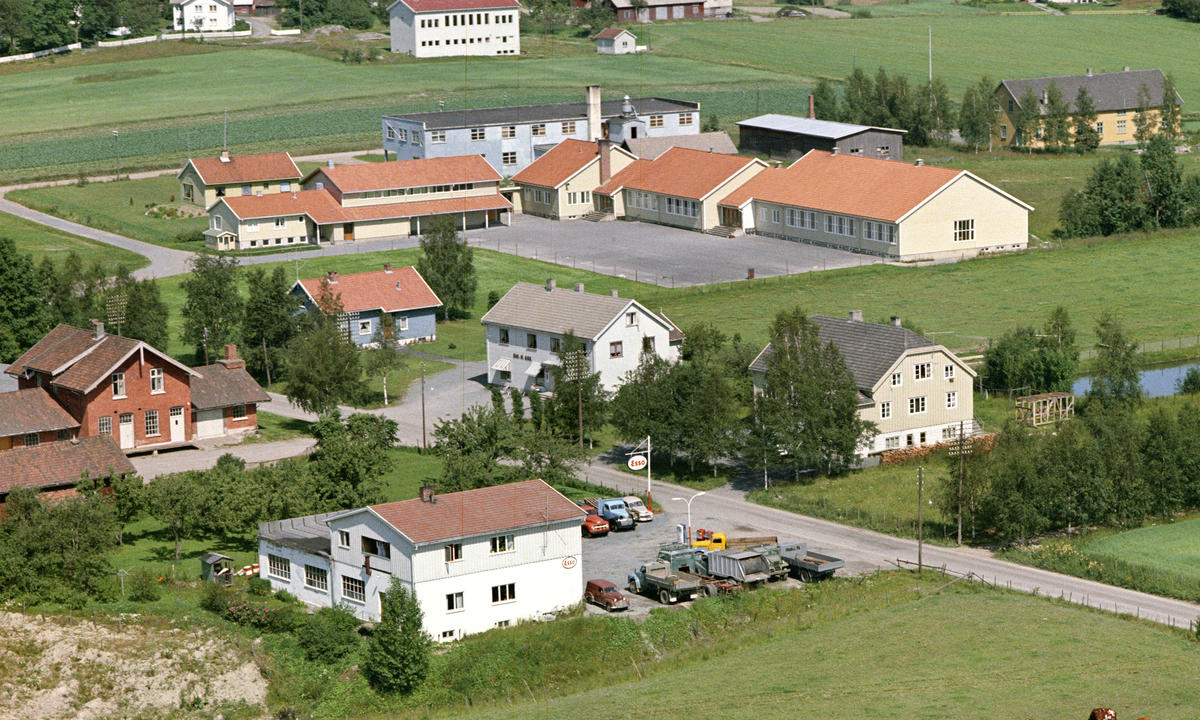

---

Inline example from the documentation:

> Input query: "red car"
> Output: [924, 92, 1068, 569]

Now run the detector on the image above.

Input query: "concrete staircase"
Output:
[580, 211, 612, 222]
[704, 225, 741, 238]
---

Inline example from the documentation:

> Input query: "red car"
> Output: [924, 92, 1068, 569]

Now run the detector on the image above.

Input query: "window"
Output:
[98, 416, 112, 435]
[1000, 125, 1007, 141]
[112, 372, 125, 398]
[562, 121, 576, 134]
[183, 184, 194, 201]
[246, 222, 259, 232]
[386, 126, 396, 140]
[550, 337, 561, 353]
[338, 530, 351, 549]
[880, 402, 891, 420]
[642, 336, 656, 354]
[885, 436, 900, 450]
[526, 333, 537, 350]
[1007, 99, 1015, 112]
[57, 429, 71, 441]
[444, 543, 463, 562]
[362, 536, 391, 559]
[944, 365, 955, 380]
[23, 433, 38, 447]
[942, 426, 957, 441]
[501, 125, 516, 138]
[679, 113, 694, 126]
[664, 197, 698, 217]
[490, 535, 514, 553]
[397, 129, 407, 143]
[231, 404, 247, 420]
[242, 184, 252, 196]
[305, 565, 328, 591]
[441, 630, 456, 639]
[495, 620, 510, 628]
[909, 396, 927, 415]
[953, 219, 974, 243]
[491, 583, 516, 603]
[398, 316, 409, 332]
[626, 312, 637, 326]
[920, 431, 927, 444]
[470, 127, 486, 141]
[149, 367, 164, 393]
[359, 319, 372, 336]
[446, 592, 464, 611]
[771, 208, 781, 225]
[145, 409, 159, 437]
[891, 372, 902, 387]
[946, 391, 958, 409]
[609, 341, 623, 358]
[268, 554, 291, 581]
[342, 576, 366, 603]
[1116, 118, 1127, 134]
[877, 146, 891, 157]
[531, 123, 546, 137]
[502, 151, 517, 166]
[498, 328, 509, 345]
[1096, 121, 1104, 134]
[649, 114, 664, 128]
[431, 130, 446, 144]
[914, 362, 931, 381]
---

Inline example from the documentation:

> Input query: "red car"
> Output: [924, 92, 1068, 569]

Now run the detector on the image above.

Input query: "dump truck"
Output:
[705, 549, 772, 588]
[656, 544, 742, 596]
[745, 543, 792, 582]
[627, 561, 701, 604]
[691, 528, 778, 552]
[779, 542, 845, 582]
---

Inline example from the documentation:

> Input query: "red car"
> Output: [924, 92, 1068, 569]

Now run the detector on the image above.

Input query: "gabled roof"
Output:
[294, 266, 443, 315]
[367, 479, 585, 545]
[305, 155, 501, 194]
[190, 363, 270, 410]
[180, 152, 301, 186]
[482, 282, 672, 340]
[625, 131, 737, 161]
[749, 314, 941, 392]
[218, 189, 510, 225]
[0, 436, 135, 497]
[721, 151, 1022, 223]
[511, 140, 636, 189]
[594, 146, 763, 201]
[999, 68, 1182, 113]
[390, 0, 519, 12]
[736, 114, 906, 140]
[0, 388, 80, 437]
[609, 0, 693, 7]
[593, 27, 634, 40]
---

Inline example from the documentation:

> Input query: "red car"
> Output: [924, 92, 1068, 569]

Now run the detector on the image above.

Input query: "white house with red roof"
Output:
[257, 480, 585, 639]
[388, 0, 521, 58]
[177, 151, 301, 209]
[171, 0, 235, 32]
[290, 265, 443, 346]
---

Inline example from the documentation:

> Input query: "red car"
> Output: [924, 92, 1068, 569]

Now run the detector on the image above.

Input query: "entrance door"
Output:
[721, 207, 741, 228]
[344, 223, 355, 242]
[169, 406, 185, 442]
[118, 413, 134, 449]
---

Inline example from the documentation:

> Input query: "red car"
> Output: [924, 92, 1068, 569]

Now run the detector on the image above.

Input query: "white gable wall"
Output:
[173, 0, 235, 31]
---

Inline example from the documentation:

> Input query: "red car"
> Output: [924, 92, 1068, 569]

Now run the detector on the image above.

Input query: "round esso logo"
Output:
[627, 455, 648, 471]
[562, 556, 578, 570]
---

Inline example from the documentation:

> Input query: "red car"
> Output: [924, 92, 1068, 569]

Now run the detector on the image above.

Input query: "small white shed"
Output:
[594, 27, 640, 55]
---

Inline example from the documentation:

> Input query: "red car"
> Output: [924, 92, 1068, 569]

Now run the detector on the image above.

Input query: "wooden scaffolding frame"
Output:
[1015, 392, 1075, 426]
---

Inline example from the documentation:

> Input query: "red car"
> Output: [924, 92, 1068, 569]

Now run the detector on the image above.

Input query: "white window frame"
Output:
[231, 404, 247, 420]
[501, 125, 516, 138]
[338, 530, 351, 549]
[359, 318, 372, 336]
[489, 534, 514, 553]
[305, 565, 328, 591]
[944, 365, 955, 380]
[444, 543, 463, 562]
[342, 576, 366, 603]
[112, 372, 126, 398]
[491, 582, 516, 604]
[679, 113, 694, 126]
[431, 130, 447, 144]
[149, 367, 164, 393]
[144, 409, 159, 437]
[268, 554, 291, 581]
[885, 436, 900, 450]
[649, 114, 664, 128]
[914, 362, 931, 381]
[98, 416, 112, 436]
[909, 396, 927, 415]
[880, 401, 891, 420]
[470, 127, 485, 141]
[398, 316, 409, 332]
[609, 341, 623, 358]
[502, 151, 517, 166]
[447, 591, 464, 612]
[953, 219, 975, 243]
[891, 372, 902, 388]
[531, 123, 546, 137]
[946, 391, 958, 409]
[562, 121, 576, 134]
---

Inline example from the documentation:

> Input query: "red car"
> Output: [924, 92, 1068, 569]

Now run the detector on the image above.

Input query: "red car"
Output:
[580, 504, 610, 537]
[585, 579, 629, 612]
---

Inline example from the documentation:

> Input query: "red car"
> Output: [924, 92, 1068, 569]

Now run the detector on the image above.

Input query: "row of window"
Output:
[883, 425, 963, 450]
[352, 183, 475, 200]
[111, 368, 164, 398]
[529, 188, 554, 205]
[244, 217, 295, 232]
[421, 35, 511, 48]
[417, 11, 515, 28]
[397, 113, 692, 149]
[758, 207, 900, 244]
[96, 405, 241, 436]
[498, 328, 561, 353]
[567, 190, 591, 205]
[246, 236, 306, 248]
[878, 392, 957, 419]
[444, 582, 516, 615]
[890, 363, 955, 387]
[13, 429, 73, 447]
[664, 197, 698, 218]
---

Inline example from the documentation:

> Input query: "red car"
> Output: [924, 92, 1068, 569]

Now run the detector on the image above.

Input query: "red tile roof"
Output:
[6, 324, 195, 394]
[310, 155, 501, 194]
[720, 151, 964, 222]
[6, 324, 97, 376]
[512, 139, 600, 189]
[396, 0, 519, 12]
[221, 188, 509, 225]
[0, 436, 134, 496]
[593, 27, 630, 40]
[184, 152, 301, 186]
[595, 147, 762, 200]
[368, 479, 584, 544]
[296, 266, 442, 314]
[0, 388, 80, 436]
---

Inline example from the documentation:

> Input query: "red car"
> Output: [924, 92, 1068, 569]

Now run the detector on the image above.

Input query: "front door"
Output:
[169, 406, 185, 442]
[344, 223, 355, 242]
[721, 207, 741, 228]
[118, 413, 134, 449]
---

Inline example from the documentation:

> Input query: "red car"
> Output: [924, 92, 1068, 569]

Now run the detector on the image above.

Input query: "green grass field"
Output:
[236, 411, 313, 444]
[1, 210, 149, 271]
[1084, 517, 1200, 583]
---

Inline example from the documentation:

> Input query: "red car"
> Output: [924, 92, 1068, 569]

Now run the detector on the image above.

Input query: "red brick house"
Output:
[602, 0, 703, 23]
[3, 322, 269, 452]
[0, 435, 135, 503]
[0, 387, 80, 450]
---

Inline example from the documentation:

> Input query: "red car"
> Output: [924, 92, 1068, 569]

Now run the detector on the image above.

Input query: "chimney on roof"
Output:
[1086, 67, 1093, 76]
[574, 282, 585, 293]
[808, 93, 815, 119]
[830, 147, 838, 156]
[891, 316, 902, 327]
[545, 278, 556, 291]
[219, 150, 230, 163]
[1123, 66, 1130, 72]
[914, 158, 924, 167]
[598, 138, 613, 185]
[327, 159, 335, 168]
[848, 310, 863, 323]
[219, 343, 246, 370]
[610, 289, 618, 297]
[586, 85, 603, 142]
[420, 485, 436, 503]
[622, 94, 634, 117]
[327, 270, 338, 284]
[91, 319, 105, 341]
[383, 263, 392, 273]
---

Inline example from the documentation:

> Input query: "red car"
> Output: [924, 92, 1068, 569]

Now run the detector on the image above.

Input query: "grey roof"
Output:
[190, 362, 271, 410]
[385, 97, 700, 131]
[482, 282, 653, 340]
[737, 114, 906, 140]
[625, 132, 737, 160]
[258, 511, 340, 555]
[748, 314, 936, 392]
[1000, 69, 1182, 113]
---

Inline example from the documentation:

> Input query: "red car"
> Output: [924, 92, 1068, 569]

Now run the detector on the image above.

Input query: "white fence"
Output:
[95, 35, 159, 48]
[0, 42, 81, 65]
[270, 28, 301, 36]
[95, 29, 252, 47]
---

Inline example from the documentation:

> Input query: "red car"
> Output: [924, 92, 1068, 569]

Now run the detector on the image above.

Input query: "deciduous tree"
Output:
[0, 237, 53, 363]
[363, 580, 432, 695]
[181, 253, 242, 364]
[1088, 313, 1141, 406]
[144, 471, 207, 562]
[309, 410, 396, 510]
[416, 218, 476, 319]
[1041, 82, 1071, 152]
[242, 266, 301, 384]
[362, 313, 407, 406]
[1012, 87, 1042, 150]
[1141, 133, 1186, 228]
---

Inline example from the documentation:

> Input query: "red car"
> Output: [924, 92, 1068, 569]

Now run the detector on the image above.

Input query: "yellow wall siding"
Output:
[992, 88, 1175, 148]
[337, 181, 499, 208]
[898, 175, 1027, 260]
[864, 349, 975, 448]
[703, 163, 766, 228]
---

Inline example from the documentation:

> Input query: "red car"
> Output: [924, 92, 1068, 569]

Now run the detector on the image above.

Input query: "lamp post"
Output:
[112, 129, 120, 181]
[671, 491, 705, 544]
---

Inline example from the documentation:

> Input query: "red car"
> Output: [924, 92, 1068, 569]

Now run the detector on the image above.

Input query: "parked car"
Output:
[622, 495, 653, 522]
[598, 498, 635, 531]
[579, 504, 610, 537]
[584, 579, 629, 611]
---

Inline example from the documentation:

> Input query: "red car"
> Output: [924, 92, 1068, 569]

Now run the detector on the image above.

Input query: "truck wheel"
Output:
[628, 580, 639, 594]
[704, 584, 718, 597]
[659, 590, 671, 604]
[799, 569, 815, 583]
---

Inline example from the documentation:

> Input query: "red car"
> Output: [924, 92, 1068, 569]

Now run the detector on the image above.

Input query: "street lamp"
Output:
[112, 129, 120, 181]
[671, 491, 706, 544]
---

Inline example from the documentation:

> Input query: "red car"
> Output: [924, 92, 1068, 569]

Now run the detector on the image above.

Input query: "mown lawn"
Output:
[1084, 517, 1200, 583]
[236, 411, 313, 445]
[1, 209, 149, 271]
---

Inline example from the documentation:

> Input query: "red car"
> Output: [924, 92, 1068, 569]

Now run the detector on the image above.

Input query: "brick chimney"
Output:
[327, 270, 338, 284]
[91, 319, 105, 341]
[848, 310, 863, 323]
[808, 93, 815, 119]
[218, 344, 246, 369]
[891, 316, 902, 327]
[219, 150, 230, 163]
[420, 485, 436, 503]
[546, 278, 556, 291]
[610, 289, 619, 297]
[383, 263, 393, 273]
[598, 139, 613, 185]
[574, 282, 585, 293]
[586, 85, 602, 141]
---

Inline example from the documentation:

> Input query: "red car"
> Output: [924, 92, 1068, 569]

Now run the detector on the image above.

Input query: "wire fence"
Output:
[1079, 336, 1200, 360]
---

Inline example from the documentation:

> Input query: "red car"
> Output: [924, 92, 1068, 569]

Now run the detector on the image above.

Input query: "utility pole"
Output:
[957, 420, 965, 546]
[262, 337, 272, 386]
[917, 465, 924, 572]
[420, 362, 427, 452]
[112, 129, 120, 180]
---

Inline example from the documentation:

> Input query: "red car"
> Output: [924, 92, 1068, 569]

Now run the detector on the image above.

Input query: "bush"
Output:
[276, 590, 301, 605]
[265, 604, 303, 634]
[201, 583, 237, 614]
[248, 577, 272, 596]
[128, 569, 163, 602]
[1177, 366, 1200, 394]
[224, 598, 274, 628]
[175, 229, 205, 246]
[297, 606, 362, 662]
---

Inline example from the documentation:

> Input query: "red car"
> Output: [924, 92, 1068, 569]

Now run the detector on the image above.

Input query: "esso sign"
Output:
[562, 556, 578, 570]
[627, 455, 648, 471]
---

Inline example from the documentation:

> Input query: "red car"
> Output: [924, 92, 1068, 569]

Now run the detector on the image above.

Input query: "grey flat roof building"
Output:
[385, 97, 699, 131]
[737, 114, 906, 162]
[737, 115, 905, 140]
[258, 511, 340, 555]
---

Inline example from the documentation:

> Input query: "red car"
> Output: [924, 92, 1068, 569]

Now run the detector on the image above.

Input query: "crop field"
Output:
[1, 210, 148, 270]
[1084, 517, 1200, 583]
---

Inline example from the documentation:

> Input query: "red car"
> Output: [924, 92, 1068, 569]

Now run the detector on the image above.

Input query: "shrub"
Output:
[297, 606, 362, 662]
[265, 605, 302, 634]
[276, 590, 300, 605]
[248, 577, 272, 596]
[201, 583, 237, 614]
[128, 569, 162, 602]
[1177, 367, 1200, 394]
[175, 229, 205, 246]
[224, 598, 274, 628]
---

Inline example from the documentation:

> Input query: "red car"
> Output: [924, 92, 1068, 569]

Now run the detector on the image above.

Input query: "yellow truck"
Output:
[691, 529, 778, 552]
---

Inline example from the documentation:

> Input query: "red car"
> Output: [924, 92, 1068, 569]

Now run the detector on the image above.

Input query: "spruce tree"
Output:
[1159, 73, 1181, 138]
[416, 217, 477, 319]
[363, 580, 432, 695]
[1071, 86, 1100, 152]
[1041, 82, 1071, 152]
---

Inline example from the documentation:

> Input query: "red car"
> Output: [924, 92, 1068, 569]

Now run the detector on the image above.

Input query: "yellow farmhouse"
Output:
[177, 151, 302, 208]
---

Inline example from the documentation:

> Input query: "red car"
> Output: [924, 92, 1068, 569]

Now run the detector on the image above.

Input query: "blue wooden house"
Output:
[291, 264, 442, 346]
